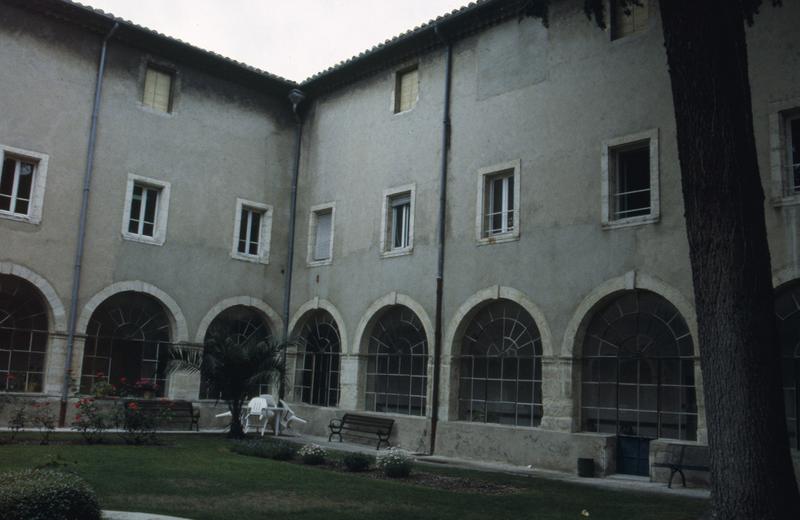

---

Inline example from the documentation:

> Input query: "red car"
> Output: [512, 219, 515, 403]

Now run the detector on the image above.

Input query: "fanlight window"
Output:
[365, 305, 428, 416]
[580, 290, 697, 440]
[0, 275, 48, 392]
[81, 292, 171, 396]
[201, 305, 272, 400]
[293, 310, 340, 407]
[457, 300, 543, 427]
[777, 281, 800, 450]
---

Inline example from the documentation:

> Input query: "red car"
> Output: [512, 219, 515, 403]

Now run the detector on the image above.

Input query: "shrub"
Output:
[0, 469, 101, 520]
[230, 439, 297, 461]
[71, 398, 111, 444]
[8, 404, 26, 442]
[298, 443, 326, 465]
[29, 402, 55, 445]
[342, 452, 372, 472]
[115, 400, 171, 445]
[376, 448, 414, 478]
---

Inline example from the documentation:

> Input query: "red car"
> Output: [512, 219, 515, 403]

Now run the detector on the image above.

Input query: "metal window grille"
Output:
[365, 305, 428, 416]
[0, 275, 48, 392]
[80, 292, 171, 396]
[200, 305, 272, 400]
[611, 144, 651, 220]
[128, 183, 159, 237]
[776, 282, 800, 450]
[0, 156, 36, 216]
[237, 208, 262, 256]
[456, 300, 542, 427]
[390, 194, 411, 250]
[580, 290, 698, 441]
[293, 310, 340, 407]
[484, 171, 516, 236]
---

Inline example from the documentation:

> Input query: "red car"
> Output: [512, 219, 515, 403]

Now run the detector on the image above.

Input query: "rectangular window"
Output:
[611, 0, 649, 40]
[127, 183, 160, 237]
[238, 208, 262, 256]
[143, 66, 173, 113]
[231, 199, 272, 264]
[0, 156, 36, 216]
[391, 194, 411, 249]
[602, 129, 660, 228]
[610, 143, 651, 220]
[307, 203, 335, 265]
[787, 113, 800, 194]
[476, 160, 521, 245]
[121, 174, 171, 246]
[485, 173, 515, 236]
[394, 66, 419, 113]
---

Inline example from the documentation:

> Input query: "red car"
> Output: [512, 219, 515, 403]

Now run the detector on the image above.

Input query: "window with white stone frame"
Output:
[770, 107, 800, 206]
[394, 66, 418, 114]
[0, 145, 48, 225]
[602, 129, 660, 228]
[307, 202, 335, 266]
[476, 160, 521, 245]
[231, 198, 272, 264]
[121, 174, 170, 246]
[380, 184, 415, 257]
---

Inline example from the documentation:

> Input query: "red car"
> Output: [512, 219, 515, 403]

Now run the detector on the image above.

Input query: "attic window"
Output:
[143, 66, 173, 113]
[394, 66, 419, 113]
[611, 0, 650, 40]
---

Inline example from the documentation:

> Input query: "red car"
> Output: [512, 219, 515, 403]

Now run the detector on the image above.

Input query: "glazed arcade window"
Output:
[121, 175, 171, 246]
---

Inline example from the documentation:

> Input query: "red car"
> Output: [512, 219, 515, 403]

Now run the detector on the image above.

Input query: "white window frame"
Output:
[0, 145, 48, 225]
[307, 202, 336, 267]
[769, 102, 800, 207]
[121, 174, 170, 246]
[380, 183, 416, 258]
[230, 198, 273, 264]
[601, 129, 660, 229]
[475, 159, 521, 245]
[392, 65, 419, 115]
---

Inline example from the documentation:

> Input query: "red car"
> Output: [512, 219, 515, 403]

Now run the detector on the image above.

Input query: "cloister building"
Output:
[1, 0, 799, 483]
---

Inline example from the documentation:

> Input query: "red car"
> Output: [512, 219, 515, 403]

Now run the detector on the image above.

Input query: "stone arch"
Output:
[77, 281, 188, 343]
[0, 262, 66, 394]
[288, 297, 348, 354]
[352, 292, 434, 414]
[195, 296, 283, 344]
[561, 271, 698, 359]
[774, 266, 800, 290]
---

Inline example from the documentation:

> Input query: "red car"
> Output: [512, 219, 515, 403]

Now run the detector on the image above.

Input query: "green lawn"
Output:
[0, 435, 707, 520]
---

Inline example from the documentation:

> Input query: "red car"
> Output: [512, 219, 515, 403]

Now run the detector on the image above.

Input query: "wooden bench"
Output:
[328, 413, 394, 449]
[132, 400, 200, 432]
[652, 444, 710, 488]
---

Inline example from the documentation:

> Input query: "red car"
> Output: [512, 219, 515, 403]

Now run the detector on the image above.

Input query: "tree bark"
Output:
[658, 1, 800, 517]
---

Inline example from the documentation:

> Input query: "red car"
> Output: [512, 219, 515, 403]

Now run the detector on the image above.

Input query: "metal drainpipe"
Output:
[59, 22, 119, 426]
[280, 89, 306, 400]
[430, 26, 453, 455]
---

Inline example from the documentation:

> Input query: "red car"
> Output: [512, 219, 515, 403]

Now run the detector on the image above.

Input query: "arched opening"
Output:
[200, 305, 273, 400]
[80, 292, 171, 396]
[456, 299, 542, 427]
[293, 309, 340, 407]
[579, 289, 697, 475]
[365, 305, 428, 416]
[776, 281, 800, 450]
[0, 274, 49, 392]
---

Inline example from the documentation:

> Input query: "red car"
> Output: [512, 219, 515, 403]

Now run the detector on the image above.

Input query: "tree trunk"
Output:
[658, 1, 800, 517]
[228, 398, 245, 439]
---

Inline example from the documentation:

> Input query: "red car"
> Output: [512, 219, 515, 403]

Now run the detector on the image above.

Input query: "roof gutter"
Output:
[429, 23, 453, 455]
[59, 21, 119, 426]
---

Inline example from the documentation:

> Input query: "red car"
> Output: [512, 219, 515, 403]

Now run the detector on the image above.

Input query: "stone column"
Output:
[539, 357, 576, 433]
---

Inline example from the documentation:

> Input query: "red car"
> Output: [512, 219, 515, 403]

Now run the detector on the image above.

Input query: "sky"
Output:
[81, 0, 469, 82]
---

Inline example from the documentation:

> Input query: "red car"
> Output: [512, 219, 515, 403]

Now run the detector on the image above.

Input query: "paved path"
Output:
[104, 511, 192, 520]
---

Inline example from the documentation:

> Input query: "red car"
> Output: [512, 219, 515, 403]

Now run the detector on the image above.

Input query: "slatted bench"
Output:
[328, 413, 394, 449]
[131, 400, 200, 432]
[652, 444, 710, 488]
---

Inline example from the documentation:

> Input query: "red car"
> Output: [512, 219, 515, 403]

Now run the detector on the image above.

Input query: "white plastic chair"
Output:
[279, 399, 307, 430]
[243, 397, 272, 436]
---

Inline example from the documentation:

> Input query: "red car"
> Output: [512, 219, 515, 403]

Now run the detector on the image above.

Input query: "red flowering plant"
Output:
[115, 399, 171, 445]
[30, 401, 56, 445]
[88, 372, 116, 398]
[132, 378, 159, 397]
[71, 397, 111, 444]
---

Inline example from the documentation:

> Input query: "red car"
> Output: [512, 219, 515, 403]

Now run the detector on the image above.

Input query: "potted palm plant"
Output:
[169, 321, 287, 438]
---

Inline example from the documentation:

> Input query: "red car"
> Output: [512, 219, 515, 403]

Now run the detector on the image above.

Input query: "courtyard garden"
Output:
[0, 433, 708, 520]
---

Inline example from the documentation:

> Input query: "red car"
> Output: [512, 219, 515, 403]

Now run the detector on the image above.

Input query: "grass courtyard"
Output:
[0, 434, 707, 520]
